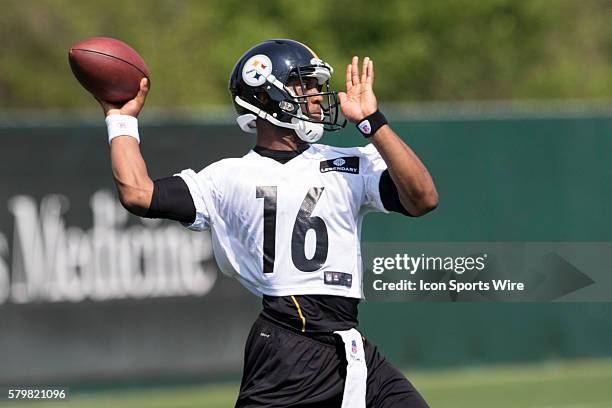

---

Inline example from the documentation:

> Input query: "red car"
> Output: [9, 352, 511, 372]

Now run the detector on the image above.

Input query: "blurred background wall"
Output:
[0, 0, 611, 390]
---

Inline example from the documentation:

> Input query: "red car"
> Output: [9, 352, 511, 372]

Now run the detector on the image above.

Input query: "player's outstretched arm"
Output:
[97, 78, 153, 216]
[338, 57, 438, 216]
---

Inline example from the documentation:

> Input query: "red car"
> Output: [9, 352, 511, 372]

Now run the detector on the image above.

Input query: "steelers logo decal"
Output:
[242, 54, 273, 87]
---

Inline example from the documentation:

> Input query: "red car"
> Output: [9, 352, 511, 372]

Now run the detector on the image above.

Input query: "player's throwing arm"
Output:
[68, 37, 155, 215]
[97, 78, 154, 216]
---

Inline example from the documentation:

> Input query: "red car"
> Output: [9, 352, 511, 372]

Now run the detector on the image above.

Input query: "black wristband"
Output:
[356, 110, 387, 137]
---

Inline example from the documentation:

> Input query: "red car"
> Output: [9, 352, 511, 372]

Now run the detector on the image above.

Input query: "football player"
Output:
[98, 39, 437, 408]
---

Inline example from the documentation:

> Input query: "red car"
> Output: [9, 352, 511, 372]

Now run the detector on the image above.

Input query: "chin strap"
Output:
[236, 113, 257, 134]
[234, 96, 324, 143]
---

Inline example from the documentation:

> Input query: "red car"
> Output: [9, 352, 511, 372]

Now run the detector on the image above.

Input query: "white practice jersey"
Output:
[177, 143, 390, 299]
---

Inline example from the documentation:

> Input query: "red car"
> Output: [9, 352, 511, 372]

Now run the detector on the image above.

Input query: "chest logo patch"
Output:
[320, 156, 359, 174]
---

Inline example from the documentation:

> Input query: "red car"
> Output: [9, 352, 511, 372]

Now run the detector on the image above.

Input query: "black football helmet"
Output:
[229, 39, 346, 142]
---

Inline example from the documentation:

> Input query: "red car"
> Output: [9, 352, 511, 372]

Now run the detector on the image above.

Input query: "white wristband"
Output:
[105, 115, 140, 144]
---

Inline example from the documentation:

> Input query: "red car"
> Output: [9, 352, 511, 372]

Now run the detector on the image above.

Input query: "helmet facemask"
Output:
[285, 60, 346, 136]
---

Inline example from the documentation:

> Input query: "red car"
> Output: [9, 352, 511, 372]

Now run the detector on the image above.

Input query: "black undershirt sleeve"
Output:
[378, 169, 414, 216]
[144, 176, 196, 224]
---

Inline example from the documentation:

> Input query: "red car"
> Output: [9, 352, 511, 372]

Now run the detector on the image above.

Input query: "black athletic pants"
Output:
[235, 315, 429, 408]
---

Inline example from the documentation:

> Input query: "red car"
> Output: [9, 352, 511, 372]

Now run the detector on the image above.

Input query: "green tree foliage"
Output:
[0, 0, 611, 109]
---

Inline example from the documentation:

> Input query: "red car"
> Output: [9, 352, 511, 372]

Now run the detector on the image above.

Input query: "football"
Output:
[69, 37, 150, 103]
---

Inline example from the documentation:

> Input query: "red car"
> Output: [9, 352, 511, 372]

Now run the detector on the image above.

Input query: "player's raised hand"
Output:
[338, 56, 378, 123]
[96, 77, 150, 118]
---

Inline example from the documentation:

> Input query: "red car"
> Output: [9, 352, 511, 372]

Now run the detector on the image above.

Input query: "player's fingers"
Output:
[135, 78, 149, 104]
[367, 59, 374, 86]
[361, 57, 369, 85]
[351, 56, 359, 86]
[345, 64, 352, 91]
[140, 78, 149, 94]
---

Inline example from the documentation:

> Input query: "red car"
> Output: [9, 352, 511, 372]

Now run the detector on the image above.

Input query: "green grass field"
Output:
[3, 360, 612, 408]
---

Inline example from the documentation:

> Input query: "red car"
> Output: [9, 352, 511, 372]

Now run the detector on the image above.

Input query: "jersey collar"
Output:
[251, 144, 314, 164]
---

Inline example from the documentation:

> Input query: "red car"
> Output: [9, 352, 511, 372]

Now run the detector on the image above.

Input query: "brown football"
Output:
[69, 37, 150, 103]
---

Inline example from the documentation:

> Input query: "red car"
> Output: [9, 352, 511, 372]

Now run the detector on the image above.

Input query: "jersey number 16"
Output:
[256, 186, 329, 274]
